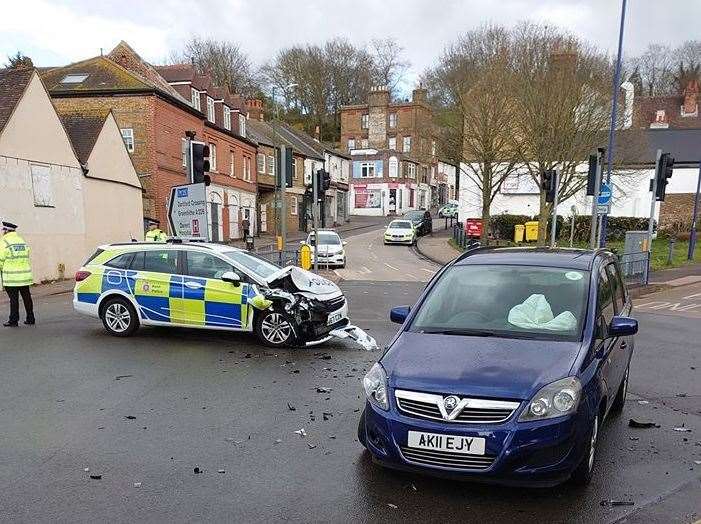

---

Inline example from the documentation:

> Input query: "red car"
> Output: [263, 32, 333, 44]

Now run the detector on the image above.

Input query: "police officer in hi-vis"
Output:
[0, 221, 35, 327]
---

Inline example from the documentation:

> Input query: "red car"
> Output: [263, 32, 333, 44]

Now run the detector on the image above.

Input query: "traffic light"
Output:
[541, 169, 557, 203]
[655, 153, 674, 201]
[322, 169, 331, 191]
[586, 154, 598, 196]
[277, 146, 294, 188]
[191, 142, 211, 186]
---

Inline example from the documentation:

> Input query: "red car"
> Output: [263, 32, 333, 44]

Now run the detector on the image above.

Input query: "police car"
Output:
[72, 241, 365, 348]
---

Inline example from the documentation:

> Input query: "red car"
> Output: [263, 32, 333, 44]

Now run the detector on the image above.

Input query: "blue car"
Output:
[358, 247, 638, 486]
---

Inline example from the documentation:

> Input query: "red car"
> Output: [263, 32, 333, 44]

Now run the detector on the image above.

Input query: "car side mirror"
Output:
[342, 241, 347, 246]
[299, 240, 305, 245]
[390, 305, 410, 324]
[608, 316, 638, 337]
[221, 271, 241, 287]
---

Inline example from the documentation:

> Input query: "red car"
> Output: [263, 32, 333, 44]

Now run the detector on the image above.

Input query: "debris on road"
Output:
[673, 426, 692, 432]
[193, 467, 202, 474]
[217, 469, 226, 474]
[628, 419, 659, 429]
[134, 482, 142, 488]
[316, 387, 331, 393]
[294, 429, 307, 438]
[600, 500, 634, 507]
[274, 439, 282, 445]
[89, 475, 102, 480]
[388, 503, 398, 509]
[115, 375, 133, 380]
[287, 402, 296, 411]
[307, 443, 317, 449]
[124, 415, 136, 420]
[83, 467, 89, 472]
[637, 400, 649, 405]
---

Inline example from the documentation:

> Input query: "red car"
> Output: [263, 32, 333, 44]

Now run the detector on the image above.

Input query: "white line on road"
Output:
[384, 263, 400, 271]
[420, 268, 435, 273]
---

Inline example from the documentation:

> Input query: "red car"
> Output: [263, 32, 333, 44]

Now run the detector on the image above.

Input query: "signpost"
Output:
[597, 181, 612, 215]
[167, 183, 208, 240]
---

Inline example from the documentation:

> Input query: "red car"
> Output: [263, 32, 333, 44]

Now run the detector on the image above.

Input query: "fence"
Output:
[619, 251, 650, 286]
[252, 244, 301, 267]
[452, 223, 482, 250]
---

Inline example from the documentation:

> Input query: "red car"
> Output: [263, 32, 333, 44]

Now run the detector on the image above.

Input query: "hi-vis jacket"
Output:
[0, 231, 34, 287]
[145, 229, 167, 242]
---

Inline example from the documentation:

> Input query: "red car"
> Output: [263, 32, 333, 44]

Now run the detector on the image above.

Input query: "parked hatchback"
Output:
[359, 247, 637, 486]
[404, 210, 432, 236]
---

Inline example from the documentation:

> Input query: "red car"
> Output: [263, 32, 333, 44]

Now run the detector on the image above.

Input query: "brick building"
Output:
[340, 86, 438, 216]
[41, 42, 257, 241]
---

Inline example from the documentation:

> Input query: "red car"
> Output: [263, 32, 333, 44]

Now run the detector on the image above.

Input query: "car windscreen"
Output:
[309, 233, 341, 246]
[389, 221, 412, 229]
[404, 211, 423, 220]
[221, 250, 280, 280]
[410, 265, 590, 341]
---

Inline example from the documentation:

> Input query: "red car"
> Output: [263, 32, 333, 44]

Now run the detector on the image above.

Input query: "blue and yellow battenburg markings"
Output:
[77, 267, 260, 329]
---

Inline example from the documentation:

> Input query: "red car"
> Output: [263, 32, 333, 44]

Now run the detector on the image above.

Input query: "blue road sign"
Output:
[598, 182, 612, 206]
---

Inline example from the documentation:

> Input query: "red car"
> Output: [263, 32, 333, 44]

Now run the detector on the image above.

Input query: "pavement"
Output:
[0, 217, 700, 523]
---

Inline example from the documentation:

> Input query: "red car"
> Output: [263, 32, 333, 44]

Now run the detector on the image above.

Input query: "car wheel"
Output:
[357, 408, 367, 447]
[570, 412, 600, 486]
[610, 365, 629, 414]
[100, 296, 139, 337]
[254, 309, 296, 348]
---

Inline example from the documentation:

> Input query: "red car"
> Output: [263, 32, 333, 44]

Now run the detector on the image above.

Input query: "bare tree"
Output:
[626, 44, 675, 96]
[676, 40, 701, 70]
[370, 38, 410, 98]
[171, 37, 259, 97]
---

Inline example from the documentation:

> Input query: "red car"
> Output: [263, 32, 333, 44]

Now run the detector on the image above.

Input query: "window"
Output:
[120, 128, 134, 153]
[361, 114, 369, 129]
[292, 159, 298, 179]
[389, 113, 397, 128]
[347, 138, 355, 151]
[244, 157, 251, 182]
[597, 267, 615, 328]
[30, 164, 53, 207]
[431, 140, 437, 156]
[209, 143, 217, 171]
[606, 263, 627, 313]
[388, 136, 396, 150]
[105, 253, 134, 269]
[229, 151, 236, 177]
[257, 153, 265, 174]
[60, 74, 88, 84]
[360, 161, 375, 178]
[223, 106, 231, 130]
[404, 162, 416, 178]
[132, 250, 179, 274]
[238, 114, 246, 137]
[403, 136, 411, 153]
[191, 88, 200, 110]
[291, 196, 298, 216]
[267, 155, 275, 175]
[361, 139, 369, 148]
[186, 251, 233, 279]
[207, 96, 215, 123]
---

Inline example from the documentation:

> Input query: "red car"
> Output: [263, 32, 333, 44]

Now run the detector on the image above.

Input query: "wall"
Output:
[83, 114, 143, 248]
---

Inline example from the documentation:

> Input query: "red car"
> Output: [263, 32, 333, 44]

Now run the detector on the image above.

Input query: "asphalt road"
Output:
[0, 225, 699, 523]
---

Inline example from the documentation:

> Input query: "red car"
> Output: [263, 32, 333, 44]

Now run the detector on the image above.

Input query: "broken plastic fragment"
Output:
[329, 325, 378, 351]
[316, 387, 331, 393]
[90, 475, 102, 480]
[287, 402, 296, 411]
[307, 443, 317, 449]
[193, 467, 202, 474]
[673, 426, 692, 432]
[294, 428, 307, 438]
[217, 469, 226, 474]
[628, 419, 659, 429]
[388, 503, 398, 509]
[600, 500, 634, 507]
[133, 482, 142, 488]
[84, 467, 90, 472]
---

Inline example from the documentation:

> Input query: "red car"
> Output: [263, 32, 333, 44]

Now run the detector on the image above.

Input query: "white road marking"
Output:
[384, 263, 400, 271]
[420, 268, 435, 273]
[683, 292, 701, 300]
[362, 266, 372, 274]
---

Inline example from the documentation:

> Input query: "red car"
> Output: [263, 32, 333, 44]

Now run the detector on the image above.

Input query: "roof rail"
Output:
[107, 239, 212, 249]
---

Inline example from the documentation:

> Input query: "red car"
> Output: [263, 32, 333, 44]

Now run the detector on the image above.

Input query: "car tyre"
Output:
[100, 296, 139, 337]
[610, 364, 629, 415]
[254, 309, 296, 348]
[357, 408, 367, 447]
[570, 412, 600, 487]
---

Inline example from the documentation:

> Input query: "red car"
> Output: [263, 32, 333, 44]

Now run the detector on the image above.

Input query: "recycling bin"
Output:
[514, 224, 525, 243]
[525, 221, 539, 242]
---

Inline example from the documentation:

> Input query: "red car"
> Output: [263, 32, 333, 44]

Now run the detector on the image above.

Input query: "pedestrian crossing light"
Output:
[541, 169, 557, 203]
[655, 153, 674, 201]
[191, 142, 211, 186]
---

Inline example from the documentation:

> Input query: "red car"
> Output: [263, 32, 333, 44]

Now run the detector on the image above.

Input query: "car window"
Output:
[131, 250, 179, 274]
[104, 252, 134, 269]
[84, 248, 105, 265]
[410, 265, 589, 341]
[597, 267, 615, 324]
[221, 250, 280, 280]
[309, 233, 341, 246]
[186, 251, 233, 279]
[605, 263, 625, 314]
[389, 221, 412, 229]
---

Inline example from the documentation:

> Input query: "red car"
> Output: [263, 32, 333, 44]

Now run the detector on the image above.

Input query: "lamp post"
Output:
[271, 83, 299, 251]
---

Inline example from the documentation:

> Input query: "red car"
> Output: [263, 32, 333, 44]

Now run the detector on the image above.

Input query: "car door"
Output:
[606, 262, 632, 386]
[130, 249, 180, 323]
[594, 265, 617, 402]
[184, 250, 251, 330]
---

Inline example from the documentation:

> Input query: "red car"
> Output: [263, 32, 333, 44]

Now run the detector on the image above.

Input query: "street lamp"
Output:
[271, 83, 299, 250]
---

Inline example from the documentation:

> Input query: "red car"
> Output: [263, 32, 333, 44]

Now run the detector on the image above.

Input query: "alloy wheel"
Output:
[588, 415, 599, 471]
[261, 313, 292, 344]
[105, 303, 131, 333]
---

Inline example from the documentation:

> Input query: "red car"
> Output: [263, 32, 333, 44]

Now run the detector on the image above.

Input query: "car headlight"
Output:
[519, 377, 581, 422]
[363, 362, 389, 411]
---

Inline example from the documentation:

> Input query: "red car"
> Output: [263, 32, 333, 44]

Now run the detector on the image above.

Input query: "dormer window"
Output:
[238, 114, 246, 137]
[191, 88, 201, 110]
[207, 97, 215, 123]
[223, 106, 231, 130]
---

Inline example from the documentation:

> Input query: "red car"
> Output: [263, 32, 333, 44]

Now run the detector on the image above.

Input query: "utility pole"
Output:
[589, 149, 604, 249]
[647, 149, 662, 254]
[688, 164, 700, 260]
[600, 0, 628, 246]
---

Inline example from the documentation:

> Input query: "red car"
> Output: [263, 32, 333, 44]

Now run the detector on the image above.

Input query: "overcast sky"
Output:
[2, 0, 700, 94]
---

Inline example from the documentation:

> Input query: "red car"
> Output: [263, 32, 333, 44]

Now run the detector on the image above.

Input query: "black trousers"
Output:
[5, 286, 34, 324]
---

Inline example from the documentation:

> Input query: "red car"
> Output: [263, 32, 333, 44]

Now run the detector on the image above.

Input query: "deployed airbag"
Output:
[507, 294, 576, 331]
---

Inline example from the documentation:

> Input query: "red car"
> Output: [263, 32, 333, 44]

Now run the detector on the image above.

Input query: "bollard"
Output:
[667, 237, 676, 265]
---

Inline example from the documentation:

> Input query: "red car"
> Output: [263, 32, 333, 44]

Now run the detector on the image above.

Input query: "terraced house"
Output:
[41, 41, 258, 241]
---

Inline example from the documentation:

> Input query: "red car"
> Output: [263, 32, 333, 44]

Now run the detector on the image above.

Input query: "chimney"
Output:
[412, 86, 427, 104]
[368, 85, 390, 108]
[367, 86, 390, 149]
[245, 99, 264, 121]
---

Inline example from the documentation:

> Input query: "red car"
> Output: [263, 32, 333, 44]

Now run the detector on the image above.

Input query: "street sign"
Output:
[597, 182, 612, 206]
[167, 183, 208, 240]
[597, 204, 611, 214]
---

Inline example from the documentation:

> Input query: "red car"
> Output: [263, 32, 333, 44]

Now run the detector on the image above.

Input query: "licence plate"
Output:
[327, 311, 343, 325]
[407, 431, 485, 455]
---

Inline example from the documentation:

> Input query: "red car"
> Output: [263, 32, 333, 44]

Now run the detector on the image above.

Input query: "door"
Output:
[388, 189, 397, 214]
[606, 262, 632, 387]
[595, 266, 617, 401]
[130, 249, 181, 323]
[210, 202, 220, 242]
[184, 250, 250, 330]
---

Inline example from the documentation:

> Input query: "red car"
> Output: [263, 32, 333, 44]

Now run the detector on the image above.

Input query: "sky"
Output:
[2, 0, 700, 95]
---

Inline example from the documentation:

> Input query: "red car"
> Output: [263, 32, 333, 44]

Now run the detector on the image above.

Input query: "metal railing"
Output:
[452, 223, 482, 250]
[253, 244, 301, 267]
[619, 251, 650, 286]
